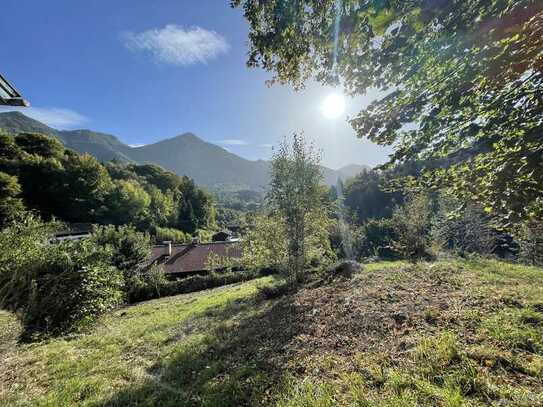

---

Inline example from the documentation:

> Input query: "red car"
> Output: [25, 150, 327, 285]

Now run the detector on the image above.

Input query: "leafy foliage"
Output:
[359, 217, 398, 260]
[0, 171, 25, 225]
[268, 134, 330, 280]
[0, 132, 215, 234]
[241, 213, 289, 272]
[233, 0, 543, 224]
[89, 225, 151, 277]
[431, 195, 498, 257]
[344, 169, 403, 224]
[390, 193, 434, 261]
[0, 216, 123, 337]
[516, 220, 543, 266]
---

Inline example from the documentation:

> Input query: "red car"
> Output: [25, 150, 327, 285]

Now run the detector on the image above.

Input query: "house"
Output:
[53, 223, 94, 241]
[212, 230, 234, 242]
[0, 73, 29, 107]
[150, 240, 243, 277]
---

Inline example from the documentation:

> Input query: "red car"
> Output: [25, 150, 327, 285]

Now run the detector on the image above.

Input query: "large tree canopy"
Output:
[232, 0, 543, 224]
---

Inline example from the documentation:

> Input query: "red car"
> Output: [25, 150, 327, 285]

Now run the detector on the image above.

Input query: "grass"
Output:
[1, 259, 542, 406]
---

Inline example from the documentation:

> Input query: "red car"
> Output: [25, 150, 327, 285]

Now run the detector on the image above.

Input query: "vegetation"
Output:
[1, 260, 542, 405]
[233, 0, 543, 225]
[0, 216, 124, 338]
[343, 169, 404, 224]
[0, 3, 541, 406]
[0, 131, 215, 235]
[268, 134, 332, 281]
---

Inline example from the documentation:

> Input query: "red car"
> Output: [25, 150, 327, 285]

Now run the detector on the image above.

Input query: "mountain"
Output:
[0, 111, 132, 163]
[126, 133, 270, 190]
[337, 164, 372, 180]
[0, 111, 370, 190]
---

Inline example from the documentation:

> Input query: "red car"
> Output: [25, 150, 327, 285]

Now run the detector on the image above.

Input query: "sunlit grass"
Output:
[0, 277, 275, 406]
[1, 259, 542, 406]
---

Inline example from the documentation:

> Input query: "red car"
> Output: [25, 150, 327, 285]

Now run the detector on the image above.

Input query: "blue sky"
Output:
[0, 0, 391, 169]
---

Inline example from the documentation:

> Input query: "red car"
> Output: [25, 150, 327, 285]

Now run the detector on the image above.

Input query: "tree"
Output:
[15, 133, 64, 158]
[344, 169, 403, 224]
[431, 194, 498, 257]
[233, 1, 543, 225]
[106, 180, 151, 226]
[241, 213, 288, 272]
[89, 225, 151, 276]
[176, 177, 215, 233]
[61, 154, 113, 222]
[0, 133, 22, 160]
[391, 193, 433, 262]
[268, 133, 326, 281]
[0, 172, 25, 225]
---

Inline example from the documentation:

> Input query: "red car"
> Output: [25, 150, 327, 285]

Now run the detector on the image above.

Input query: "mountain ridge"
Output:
[0, 111, 370, 190]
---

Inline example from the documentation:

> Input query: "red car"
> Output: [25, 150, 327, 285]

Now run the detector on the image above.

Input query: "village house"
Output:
[150, 239, 243, 278]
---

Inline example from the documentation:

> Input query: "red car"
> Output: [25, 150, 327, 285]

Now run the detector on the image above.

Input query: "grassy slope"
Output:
[0, 260, 542, 406]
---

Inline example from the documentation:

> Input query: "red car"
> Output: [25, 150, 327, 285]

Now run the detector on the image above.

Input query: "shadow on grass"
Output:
[95, 291, 306, 407]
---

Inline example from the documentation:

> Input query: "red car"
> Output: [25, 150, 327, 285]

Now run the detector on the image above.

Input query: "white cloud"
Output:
[0, 106, 88, 129]
[258, 143, 273, 148]
[128, 143, 146, 148]
[122, 25, 229, 66]
[218, 139, 249, 146]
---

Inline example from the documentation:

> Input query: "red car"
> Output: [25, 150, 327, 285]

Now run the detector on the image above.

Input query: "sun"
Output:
[321, 93, 346, 120]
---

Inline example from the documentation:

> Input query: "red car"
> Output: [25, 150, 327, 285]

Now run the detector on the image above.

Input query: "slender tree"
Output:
[269, 133, 324, 281]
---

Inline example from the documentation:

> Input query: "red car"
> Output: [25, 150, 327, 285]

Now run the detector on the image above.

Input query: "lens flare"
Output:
[321, 93, 346, 120]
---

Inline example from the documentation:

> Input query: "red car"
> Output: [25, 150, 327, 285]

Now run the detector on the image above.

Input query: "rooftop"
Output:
[151, 241, 242, 275]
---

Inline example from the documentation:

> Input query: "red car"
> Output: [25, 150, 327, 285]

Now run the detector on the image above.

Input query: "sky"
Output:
[0, 0, 391, 169]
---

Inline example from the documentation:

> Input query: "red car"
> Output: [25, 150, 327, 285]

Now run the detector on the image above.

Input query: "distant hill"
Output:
[0, 111, 370, 190]
[126, 133, 270, 190]
[337, 164, 372, 180]
[0, 111, 132, 163]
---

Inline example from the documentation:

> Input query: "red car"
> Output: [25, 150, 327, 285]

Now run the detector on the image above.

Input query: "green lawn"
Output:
[1, 260, 542, 406]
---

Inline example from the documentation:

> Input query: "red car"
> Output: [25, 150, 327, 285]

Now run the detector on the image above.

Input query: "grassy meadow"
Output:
[1, 260, 542, 406]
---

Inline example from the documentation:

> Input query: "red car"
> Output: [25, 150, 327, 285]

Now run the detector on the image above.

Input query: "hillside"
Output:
[126, 133, 271, 189]
[1, 259, 541, 406]
[0, 111, 368, 190]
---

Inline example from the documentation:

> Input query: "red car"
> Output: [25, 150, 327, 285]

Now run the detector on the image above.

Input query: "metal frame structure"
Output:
[0, 73, 29, 107]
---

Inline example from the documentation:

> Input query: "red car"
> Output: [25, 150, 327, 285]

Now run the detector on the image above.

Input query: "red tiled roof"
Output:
[151, 242, 242, 274]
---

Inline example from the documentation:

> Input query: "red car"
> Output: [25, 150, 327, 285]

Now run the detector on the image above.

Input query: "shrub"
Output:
[432, 196, 498, 257]
[390, 194, 434, 261]
[24, 240, 124, 336]
[125, 264, 169, 303]
[152, 226, 190, 244]
[516, 220, 543, 266]
[359, 218, 399, 259]
[89, 224, 151, 277]
[0, 216, 124, 337]
[127, 269, 261, 303]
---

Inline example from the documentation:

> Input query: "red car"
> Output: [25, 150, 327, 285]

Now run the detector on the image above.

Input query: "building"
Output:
[212, 230, 235, 242]
[53, 223, 94, 241]
[150, 240, 243, 277]
[0, 73, 29, 107]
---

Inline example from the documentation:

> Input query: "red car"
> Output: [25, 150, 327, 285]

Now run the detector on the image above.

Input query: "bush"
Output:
[431, 196, 498, 257]
[125, 264, 168, 302]
[127, 269, 261, 303]
[152, 226, 190, 244]
[390, 194, 434, 261]
[0, 216, 124, 337]
[516, 220, 543, 266]
[359, 218, 399, 259]
[89, 224, 151, 277]
[24, 240, 123, 336]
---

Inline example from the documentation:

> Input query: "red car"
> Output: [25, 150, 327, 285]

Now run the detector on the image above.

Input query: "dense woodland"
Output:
[0, 131, 215, 237]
